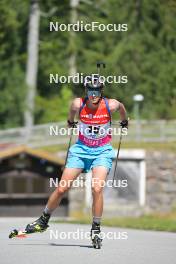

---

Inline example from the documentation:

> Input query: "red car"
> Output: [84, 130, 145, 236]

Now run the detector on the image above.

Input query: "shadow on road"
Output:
[8, 242, 93, 248]
[50, 242, 93, 248]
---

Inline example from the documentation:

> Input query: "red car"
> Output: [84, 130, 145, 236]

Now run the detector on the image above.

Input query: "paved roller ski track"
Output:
[1, 217, 176, 264]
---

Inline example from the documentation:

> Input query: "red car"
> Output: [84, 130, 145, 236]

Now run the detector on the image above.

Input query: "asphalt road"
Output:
[0, 217, 176, 264]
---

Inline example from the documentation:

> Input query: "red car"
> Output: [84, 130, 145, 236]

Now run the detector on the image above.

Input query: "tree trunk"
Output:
[136, 0, 142, 27]
[24, 0, 40, 130]
[69, 0, 79, 76]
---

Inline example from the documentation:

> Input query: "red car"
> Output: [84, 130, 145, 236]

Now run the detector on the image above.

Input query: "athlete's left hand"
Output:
[119, 119, 128, 128]
[67, 120, 78, 128]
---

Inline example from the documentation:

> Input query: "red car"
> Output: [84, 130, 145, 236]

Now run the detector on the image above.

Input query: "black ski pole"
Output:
[112, 126, 123, 186]
[64, 127, 74, 167]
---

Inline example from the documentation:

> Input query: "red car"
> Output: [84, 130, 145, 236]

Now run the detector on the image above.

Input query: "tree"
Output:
[0, 0, 176, 129]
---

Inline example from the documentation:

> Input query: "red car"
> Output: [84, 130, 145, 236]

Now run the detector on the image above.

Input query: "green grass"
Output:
[39, 144, 67, 153]
[114, 141, 176, 151]
[39, 141, 176, 153]
[53, 212, 176, 232]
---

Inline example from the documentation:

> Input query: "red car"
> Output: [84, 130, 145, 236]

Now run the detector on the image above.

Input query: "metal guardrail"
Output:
[0, 120, 175, 148]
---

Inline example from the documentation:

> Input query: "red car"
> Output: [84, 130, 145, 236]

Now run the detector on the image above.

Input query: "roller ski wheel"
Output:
[91, 222, 102, 249]
[9, 229, 28, 239]
[92, 235, 102, 249]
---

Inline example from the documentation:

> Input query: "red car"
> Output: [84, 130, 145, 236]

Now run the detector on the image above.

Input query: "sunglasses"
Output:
[87, 90, 101, 97]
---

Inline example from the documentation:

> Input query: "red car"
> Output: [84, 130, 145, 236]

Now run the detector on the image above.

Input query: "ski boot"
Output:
[90, 222, 102, 249]
[25, 212, 50, 234]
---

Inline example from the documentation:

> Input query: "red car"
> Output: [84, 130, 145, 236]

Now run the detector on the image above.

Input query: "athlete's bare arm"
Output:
[67, 98, 81, 123]
[109, 99, 127, 121]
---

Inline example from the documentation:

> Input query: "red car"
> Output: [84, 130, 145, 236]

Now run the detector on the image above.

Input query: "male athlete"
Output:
[10, 74, 128, 247]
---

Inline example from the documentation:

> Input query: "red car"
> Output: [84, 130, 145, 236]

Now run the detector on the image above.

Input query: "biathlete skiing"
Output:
[9, 63, 128, 249]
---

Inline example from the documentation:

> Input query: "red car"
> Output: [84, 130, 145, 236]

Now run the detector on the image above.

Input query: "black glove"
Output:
[119, 119, 128, 128]
[67, 120, 78, 128]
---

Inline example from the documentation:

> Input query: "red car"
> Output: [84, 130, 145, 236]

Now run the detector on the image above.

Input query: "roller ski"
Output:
[90, 222, 102, 249]
[9, 212, 50, 239]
